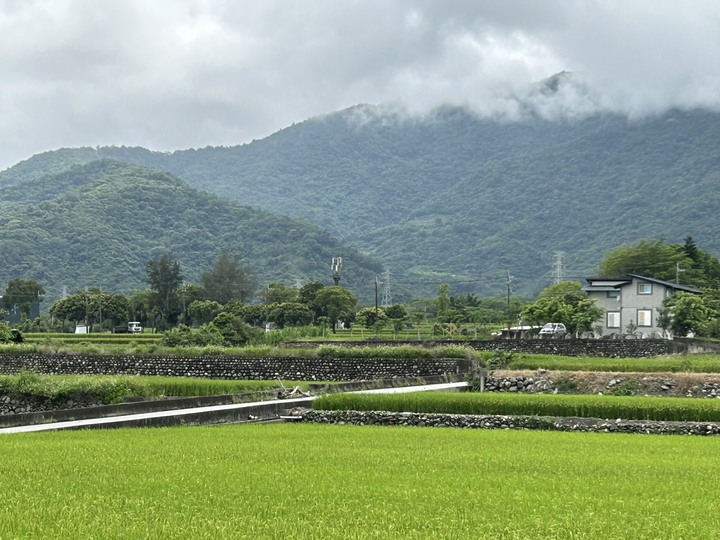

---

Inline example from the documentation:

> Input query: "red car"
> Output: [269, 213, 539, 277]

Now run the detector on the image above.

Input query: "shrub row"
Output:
[313, 391, 720, 423]
[0, 342, 477, 360]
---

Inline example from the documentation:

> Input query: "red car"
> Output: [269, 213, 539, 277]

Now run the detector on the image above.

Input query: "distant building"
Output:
[583, 274, 700, 337]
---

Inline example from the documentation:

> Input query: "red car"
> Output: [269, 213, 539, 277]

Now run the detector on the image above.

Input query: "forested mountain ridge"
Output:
[0, 160, 383, 304]
[2, 104, 720, 298]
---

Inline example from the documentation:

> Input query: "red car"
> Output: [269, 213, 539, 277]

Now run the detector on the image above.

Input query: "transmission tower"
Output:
[381, 269, 392, 307]
[551, 251, 566, 285]
[331, 257, 342, 285]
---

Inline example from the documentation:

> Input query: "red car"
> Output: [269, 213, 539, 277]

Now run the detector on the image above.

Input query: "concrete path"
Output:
[0, 381, 468, 434]
[354, 381, 468, 394]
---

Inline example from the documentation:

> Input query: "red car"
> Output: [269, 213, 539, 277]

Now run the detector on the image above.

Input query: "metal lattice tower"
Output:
[381, 269, 392, 307]
[551, 251, 566, 285]
[331, 257, 342, 285]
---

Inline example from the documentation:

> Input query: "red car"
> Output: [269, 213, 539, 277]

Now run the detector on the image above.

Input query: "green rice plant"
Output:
[314, 391, 720, 422]
[1, 424, 719, 538]
[429, 345, 476, 359]
[0, 372, 305, 403]
[508, 353, 720, 373]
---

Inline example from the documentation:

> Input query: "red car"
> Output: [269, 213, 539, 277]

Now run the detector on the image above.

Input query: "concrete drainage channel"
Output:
[0, 377, 468, 434]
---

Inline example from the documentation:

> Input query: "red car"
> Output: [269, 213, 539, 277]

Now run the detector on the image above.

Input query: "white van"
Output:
[539, 322, 567, 338]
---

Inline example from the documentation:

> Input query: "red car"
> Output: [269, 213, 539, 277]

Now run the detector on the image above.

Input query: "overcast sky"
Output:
[1, 0, 720, 170]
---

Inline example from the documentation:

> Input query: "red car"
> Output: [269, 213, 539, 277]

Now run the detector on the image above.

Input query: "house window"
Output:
[607, 311, 620, 328]
[637, 309, 652, 327]
[637, 282, 653, 295]
[607, 290, 620, 299]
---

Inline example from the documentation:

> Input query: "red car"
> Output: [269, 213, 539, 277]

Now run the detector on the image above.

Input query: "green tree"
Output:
[268, 302, 313, 328]
[128, 290, 157, 330]
[2, 278, 44, 320]
[384, 304, 407, 320]
[0, 321, 10, 342]
[298, 281, 325, 318]
[145, 254, 183, 327]
[202, 252, 256, 304]
[679, 235, 720, 288]
[521, 281, 603, 335]
[187, 300, 222, 326]
[178, 283, 205, 323]
[356, 307, 387, 329]
[434, 283, 450, 321]
[599, 239, 689, 281]
[99, 293, 131, 326]
[162, 323, 225, 347]
[266, 283, 299, 304]
[49, 290, 129, 329]
[313, 286, 357, 333]
[49, 294, 88, 326]
[238, 304, 269, 327]
[657, 292, 708, 337]
[384, 304, 407, 338]
[210, 312, 256, 345]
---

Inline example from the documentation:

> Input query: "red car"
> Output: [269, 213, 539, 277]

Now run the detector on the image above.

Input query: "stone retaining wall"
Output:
[0, 353, 468, 381]
[480, 371, 720, 398]
[299, 409, 720, 436]
[0, 394, 103, 415]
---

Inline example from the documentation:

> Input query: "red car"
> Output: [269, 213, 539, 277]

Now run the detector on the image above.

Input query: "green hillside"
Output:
[0, 160, 383, 305]
[2, 105, 719, 298]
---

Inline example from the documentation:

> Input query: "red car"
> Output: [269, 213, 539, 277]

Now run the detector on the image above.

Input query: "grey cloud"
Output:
[1, 0, 720, 170]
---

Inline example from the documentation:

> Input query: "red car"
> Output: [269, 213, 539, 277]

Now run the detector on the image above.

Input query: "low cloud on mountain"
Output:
[1, 1, 719, 169]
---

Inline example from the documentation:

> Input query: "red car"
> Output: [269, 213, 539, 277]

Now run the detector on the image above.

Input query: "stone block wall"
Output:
[286, 339, 690, 357]
[0, 353, 467, 381]
[299, 409, 720, 436]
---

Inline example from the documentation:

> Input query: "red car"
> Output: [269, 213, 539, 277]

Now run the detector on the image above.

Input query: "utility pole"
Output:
[676, 262, 685, 285]
[374, 276, 379, 317]
[506, 271, 514, 333]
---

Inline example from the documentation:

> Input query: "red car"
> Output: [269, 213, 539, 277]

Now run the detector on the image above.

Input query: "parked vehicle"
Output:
[113, 321, 143, 334]
[538, 322, 567, 338]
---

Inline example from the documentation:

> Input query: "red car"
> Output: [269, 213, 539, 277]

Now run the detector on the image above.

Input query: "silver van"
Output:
[539, 322, 567, 338]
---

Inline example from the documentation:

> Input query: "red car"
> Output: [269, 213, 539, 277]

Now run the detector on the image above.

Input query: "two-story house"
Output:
[583, 274, 701, 337]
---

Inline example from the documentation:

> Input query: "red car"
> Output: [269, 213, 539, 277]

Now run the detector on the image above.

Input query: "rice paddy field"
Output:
[2, 423, 720, 539]
[314, 391, 720, 422]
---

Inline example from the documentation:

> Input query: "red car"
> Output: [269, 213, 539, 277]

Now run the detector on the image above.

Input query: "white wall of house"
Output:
[585, 276, 679, 337]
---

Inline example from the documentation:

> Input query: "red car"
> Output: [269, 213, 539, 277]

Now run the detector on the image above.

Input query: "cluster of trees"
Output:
[5, 235, 720, 344]
[38, 251, 363, 345]
[1, 278, 45, 319]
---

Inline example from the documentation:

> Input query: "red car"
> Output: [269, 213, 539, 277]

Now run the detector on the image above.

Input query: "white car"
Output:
[539, 322, 567, 338]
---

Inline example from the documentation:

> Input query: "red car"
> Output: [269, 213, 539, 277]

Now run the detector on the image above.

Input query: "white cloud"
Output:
[1, 0, 720, 170]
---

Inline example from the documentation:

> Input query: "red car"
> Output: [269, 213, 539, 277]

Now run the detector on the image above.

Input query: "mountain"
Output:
[0, 160, 383, 305]
[3, 103, 720, 299]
